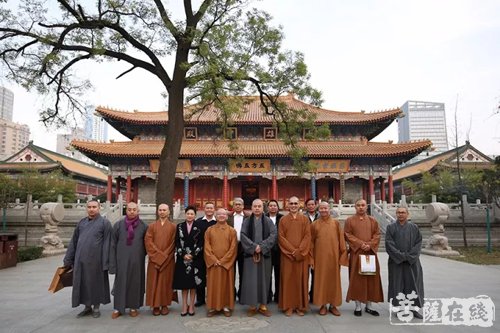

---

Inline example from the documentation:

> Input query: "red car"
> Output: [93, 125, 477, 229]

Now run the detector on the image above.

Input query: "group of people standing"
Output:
[63, 196, 424, 320]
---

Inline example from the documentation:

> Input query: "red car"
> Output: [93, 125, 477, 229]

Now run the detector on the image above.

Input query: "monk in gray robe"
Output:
[64, 200, 112, 318]
[240, 199, 277, 317]
[386, 206, 424, 319]
[109, 202, 148, 319]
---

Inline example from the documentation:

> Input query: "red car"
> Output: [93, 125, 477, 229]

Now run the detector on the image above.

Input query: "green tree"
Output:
[16, 170, 76, 202]
[0, 0, 322, 206]
[483, 156, 500, 207]
[0, 173, 18, 230]
[0, 174, 17, 205]
[402, 167, 489, 203]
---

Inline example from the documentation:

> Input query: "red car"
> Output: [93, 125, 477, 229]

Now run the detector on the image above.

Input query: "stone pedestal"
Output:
[421, 203, 460, 257]
[39, 203, 66, 256]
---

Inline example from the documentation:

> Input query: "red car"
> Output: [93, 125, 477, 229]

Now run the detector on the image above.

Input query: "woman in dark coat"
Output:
[173, 205, 203, 316]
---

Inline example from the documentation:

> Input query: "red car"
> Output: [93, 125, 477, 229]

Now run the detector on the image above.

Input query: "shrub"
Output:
[17, 246, 44, 262]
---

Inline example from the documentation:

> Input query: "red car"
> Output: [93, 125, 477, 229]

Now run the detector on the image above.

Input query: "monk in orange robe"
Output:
[278, 196, 311, 316]
[144, 204, 176, 316]
[310, 201, 348, 316]
[204, 208, 238, 317]
[344, 199, 384, 317]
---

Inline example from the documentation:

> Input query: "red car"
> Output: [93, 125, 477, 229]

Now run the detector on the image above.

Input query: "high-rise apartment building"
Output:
[84, 105, 108, 142]
[398, 101, 448, 163]
[56, 127, 86, 160]
[0, 119, 30, 160]
[56, 106, 108, 166]
[0, 86, 14, 121]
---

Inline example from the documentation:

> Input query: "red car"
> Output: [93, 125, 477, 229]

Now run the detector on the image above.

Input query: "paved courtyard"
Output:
[0, 252, 498, 333]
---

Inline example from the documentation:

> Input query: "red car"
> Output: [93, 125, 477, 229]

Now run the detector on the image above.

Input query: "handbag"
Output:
[48, 266, 73, 293]
[358, 254, 376, 275]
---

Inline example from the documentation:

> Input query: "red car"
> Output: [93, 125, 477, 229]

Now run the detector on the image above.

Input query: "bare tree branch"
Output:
[46, 54, 92, 85]
[153, 0, 181, 40]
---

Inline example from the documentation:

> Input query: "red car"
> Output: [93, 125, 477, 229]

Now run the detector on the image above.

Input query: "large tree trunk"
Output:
[156, 88, 184, 207]
[156, 44, 190, 207]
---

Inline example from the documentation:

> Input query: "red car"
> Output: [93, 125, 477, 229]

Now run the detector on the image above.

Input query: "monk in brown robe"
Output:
[344, 199, 384, 317]
[278, 196, 311, 316]
[310, 201, 348, 316]
[204, 208, 238, 317]
[144, 204, 176, 316]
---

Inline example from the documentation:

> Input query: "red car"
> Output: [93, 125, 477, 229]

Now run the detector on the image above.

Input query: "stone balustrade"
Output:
[1, 194, 498, 248]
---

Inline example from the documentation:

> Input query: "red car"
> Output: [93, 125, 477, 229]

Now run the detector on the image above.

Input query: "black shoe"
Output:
[354, 309, 362, 317]
[195, 301, 205, 307]
[77, 307, 92, 318]
[92, 310, 101, 318]
[365, 308, 379, 316]
[412, 310, 423, 319]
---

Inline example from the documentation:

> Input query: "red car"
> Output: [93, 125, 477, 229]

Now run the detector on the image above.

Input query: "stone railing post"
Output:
[39, 203, 66, 256]
[421, 202, 459, 256]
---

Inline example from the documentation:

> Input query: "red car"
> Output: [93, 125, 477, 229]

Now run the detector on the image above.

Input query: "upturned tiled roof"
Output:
[71, 139, 432, 159]
[0, 143, 109, 183]
[393, 143, 494, 181]
[0, 162, 60, 171]
[96, 94, 401, 125]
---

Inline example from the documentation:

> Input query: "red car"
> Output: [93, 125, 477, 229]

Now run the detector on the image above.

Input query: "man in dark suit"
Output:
[195, 202, 216, 307]
[304, 198, 319, 303]
[227, 197, 248, 300]
[304, 198, 320, 223]
[266, 199, 283, 303]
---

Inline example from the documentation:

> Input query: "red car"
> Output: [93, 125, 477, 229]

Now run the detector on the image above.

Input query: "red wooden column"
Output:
[126, 167, 132, 203]
[115, 177, 121, 200]
[339, 173, 345, 203]
[133, 179, 139, 203]
[222, 170, 229, 209]
[334, 180, 340, 203]
[271, 168, 278, 200]
[106, 173, 112, 202]
[362, 180, 367, 202]
[368, 167, 374, 203]
[380, 177, 386, 202]
[388, 168, 394, 204]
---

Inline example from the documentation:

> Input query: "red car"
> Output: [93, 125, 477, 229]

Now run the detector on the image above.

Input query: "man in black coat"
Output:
[227, 197, 248, 300]
[194, 202, 216, 307]
[266, 199, 283, 303]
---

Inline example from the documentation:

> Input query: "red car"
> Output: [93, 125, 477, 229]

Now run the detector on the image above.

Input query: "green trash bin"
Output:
[0, 233, 18, 269]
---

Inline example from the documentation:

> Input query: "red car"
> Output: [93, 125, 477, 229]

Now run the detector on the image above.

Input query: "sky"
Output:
[1, 0, 499, 156]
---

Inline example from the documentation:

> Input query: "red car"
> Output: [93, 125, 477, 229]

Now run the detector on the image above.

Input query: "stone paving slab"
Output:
[0, 252, 498, 333]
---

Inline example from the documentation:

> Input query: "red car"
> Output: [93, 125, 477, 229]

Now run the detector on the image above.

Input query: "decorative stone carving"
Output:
[173, 199, 181, 219]
[39, 203, 66, 256]
[421, 202, 460, 256]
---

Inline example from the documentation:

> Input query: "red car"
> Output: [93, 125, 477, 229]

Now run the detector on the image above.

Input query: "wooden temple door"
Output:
[241, 181, 259, 209]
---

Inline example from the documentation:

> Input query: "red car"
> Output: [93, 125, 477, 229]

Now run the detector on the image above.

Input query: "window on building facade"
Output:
[184, 127, 197, 140]
[224, 127, 237, 140]
[263, 127, 277, 140]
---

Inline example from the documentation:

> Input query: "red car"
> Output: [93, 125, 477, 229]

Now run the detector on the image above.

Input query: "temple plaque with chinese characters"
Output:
[149, 159, 192, 173]
[310, 159, 350, 173]
[229, 159, 271, 172]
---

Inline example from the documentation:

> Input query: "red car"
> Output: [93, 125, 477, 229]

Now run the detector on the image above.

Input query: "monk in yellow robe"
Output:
[145, 204, 176, 316]
[344, 199, 384, 317]
[204, 208, 238, 317]
[310, 201, 348, 316]
[278, 196, 310, 316]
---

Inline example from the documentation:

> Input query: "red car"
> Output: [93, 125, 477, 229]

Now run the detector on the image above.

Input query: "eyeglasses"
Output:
[289, 202, 299, 205]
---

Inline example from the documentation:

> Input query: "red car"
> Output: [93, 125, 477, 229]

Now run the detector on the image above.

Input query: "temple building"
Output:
[0, 141, 109, 199]
[393, 141, 495, 197]
[71, 94, 432, 209]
